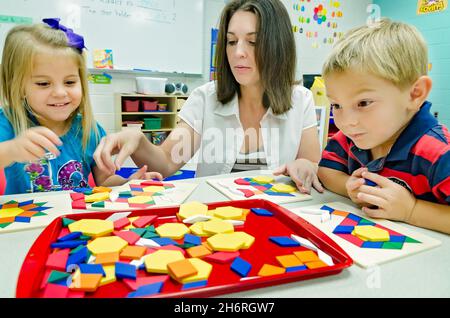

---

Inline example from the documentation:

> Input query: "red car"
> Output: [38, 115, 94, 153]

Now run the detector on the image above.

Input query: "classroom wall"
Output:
[373, 0, 450, 128]
[90, 0, 224, 135]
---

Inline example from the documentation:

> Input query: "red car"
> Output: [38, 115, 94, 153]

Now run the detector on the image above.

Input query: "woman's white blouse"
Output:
[178, 81, 317, 177]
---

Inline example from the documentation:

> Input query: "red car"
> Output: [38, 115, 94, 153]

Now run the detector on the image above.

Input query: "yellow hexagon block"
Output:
[84, 192, 110, 203]
[353, 225, 390, 242]
[213, 206, 243, 220]
[206, 233, 246, 252]
[68, 219, 114, 237]
[232, 231, 255, 249]
[144, 250, 185, 274]
[87, 236, 128, 255]
[203, 220, 234, 235]
[143, 186, 165, 193]
[179, 258, 213, 284]
[252, 176, 275, 184]
[179, 201, 209, 220]
[155, 223, 190, 239]
[127, 196, 153, 204]
[189, 222, 211, 237]
[271, 183, 297, 193]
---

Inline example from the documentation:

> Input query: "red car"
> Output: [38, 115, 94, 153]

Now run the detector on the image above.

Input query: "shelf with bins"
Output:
[115, 93, 189, 145]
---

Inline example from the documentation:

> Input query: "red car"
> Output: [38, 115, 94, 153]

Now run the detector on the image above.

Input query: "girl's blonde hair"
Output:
[0, 23, 98, 151]
[322, 18, 428, 89]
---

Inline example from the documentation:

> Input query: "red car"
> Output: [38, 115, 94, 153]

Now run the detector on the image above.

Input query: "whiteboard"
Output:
[0, 0, 204, 74]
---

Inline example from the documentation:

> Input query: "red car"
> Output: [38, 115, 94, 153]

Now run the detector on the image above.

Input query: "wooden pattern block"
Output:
[252, 176, 275, 184]
[46, 249, 70, 271]
[269, 236, 301, 247]
[120, 245, 147, 260]
[70, 273, 103, 292]
[127, 196, 154, 204]
[186, 245, 212, 258]
[71, 199, 86, 210]
[258, 264, 286, 277]
[276, 254, 304, 268]
[84, 192, 110, 203]
[99, 265, 116, 286]
[87, 236, 128, 255]
[294, 251, 320, 263]
[123, 275, 169, 291]
[132, 215, 157, 228]
[93, 186, 112, 193]
[353, 225, 390, 242]
[304, 260, 328, 269]
[127, 282, 164, 298]
[167, 259, 198, 281]
[203, 220, 234, 235]
[144, 250, 185, 274]
[155, 223, 190, 239]
[179, 258, 213, 284]
[115, 262, 137, 280]
[207, 233, 246, 252]
[204, 251, 240, 264]
[213, 206, 243, 220]
[114, 217, 131, 230]
[232, 232, 255, 249]
[68, 219, 114, 237]
[179, 201, 208, 220]
[230, 257, 252, 277]
[113, 230, 141, 245]
[43, 283, 69, 298]
[95, 252, 119, 265]
[271, 183, 297, 193]
[70, 193, 85, 201]
[189, 222, 211, 237]
[250, 208, 273, 217]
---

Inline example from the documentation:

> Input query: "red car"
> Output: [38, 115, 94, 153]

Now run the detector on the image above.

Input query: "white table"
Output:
[1, 171, 449, 297]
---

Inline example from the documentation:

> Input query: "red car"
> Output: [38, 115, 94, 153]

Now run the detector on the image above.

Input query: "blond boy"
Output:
[318, 19, 450, 234]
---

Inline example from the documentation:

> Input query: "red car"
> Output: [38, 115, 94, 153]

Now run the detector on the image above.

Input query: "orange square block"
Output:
[305, 260, 328, 269]
[120, 245, 147, 260]
[167, 259, 198, 280]
[294, 251, 319, 263]
[276, 254, 304, 268]
[95, 252, 119, 265]
[186, 245, 212, 258]
[70, 273, 103, 292]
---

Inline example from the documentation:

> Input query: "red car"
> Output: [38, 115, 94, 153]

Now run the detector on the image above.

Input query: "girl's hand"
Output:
[127, 165, 163, 181]
[11, 127, 62, 162]
[345, 167, 368, 205]
[273, 159, 324, 194]
[94, 129, 144, 175]
[357, 171, 417, 222]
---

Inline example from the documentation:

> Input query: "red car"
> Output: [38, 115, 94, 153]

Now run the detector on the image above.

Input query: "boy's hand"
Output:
[11, 127, 62, 162]
[345, 167, 368, 205]
[273, 159, 324, 194]
[127, 165, 163, 181]
[357, 171, 416, 222]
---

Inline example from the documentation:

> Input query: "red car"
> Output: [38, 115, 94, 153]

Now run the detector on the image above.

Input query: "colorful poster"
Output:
[417, 0, 448, 15]
[93, 49, 114, 69]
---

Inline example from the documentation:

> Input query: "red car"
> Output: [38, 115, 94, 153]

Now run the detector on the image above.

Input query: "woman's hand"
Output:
[357, 171, 417, 222]
[94, 129, 144, 175]
[10, 127, 62, 162]
[273, 159, 324, 194]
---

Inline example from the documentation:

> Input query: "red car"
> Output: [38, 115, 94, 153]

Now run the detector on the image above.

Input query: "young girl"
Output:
[0, 19, 161, 194]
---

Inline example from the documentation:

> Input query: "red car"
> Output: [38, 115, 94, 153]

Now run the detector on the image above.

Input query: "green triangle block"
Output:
[145, 225, 156, 232]
[119, 191, 133, 198]
[70, 245, 85, 255]
[79, 235, 92, 240]
[0, 223, 12, 229]
[382, 242, 404, 250]
[143, 231, 160, 239]
[91, 201, 105, 208]
[131, 228, 147, 237]
[34, 202, 48, 207]
[5, 200, 18, 204]
[48, 270, 71, 284]
[358, 219, 375, 225]
[83, 190, 93, 195]
[33, 212, 47, 217]
[405, 237, 421, 243]
[152, 192, 163, 196]
[62, 218, 76, 227]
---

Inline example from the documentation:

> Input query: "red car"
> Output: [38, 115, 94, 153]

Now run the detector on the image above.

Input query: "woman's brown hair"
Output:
[215, 0, 296, 115]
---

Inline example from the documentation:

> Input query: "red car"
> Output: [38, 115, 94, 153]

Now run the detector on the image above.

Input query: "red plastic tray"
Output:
[16, 199, 353, 298]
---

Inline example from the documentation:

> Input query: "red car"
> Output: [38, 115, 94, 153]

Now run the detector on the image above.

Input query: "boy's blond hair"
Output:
[322, 18, 428, 89]
[0, 23, 98, 151]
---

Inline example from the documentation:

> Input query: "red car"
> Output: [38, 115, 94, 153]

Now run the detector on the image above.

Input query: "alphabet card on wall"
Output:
[0, 193, 73, 234]
[207, 175, 312, 204]
[70, 180, 198, 211]
[289, 201, 441, 268]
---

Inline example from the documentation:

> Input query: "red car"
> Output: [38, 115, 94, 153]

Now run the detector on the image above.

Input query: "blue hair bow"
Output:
[42, 18, 86, 52]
